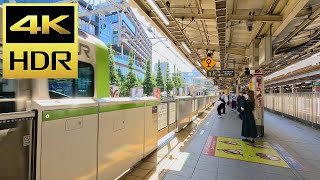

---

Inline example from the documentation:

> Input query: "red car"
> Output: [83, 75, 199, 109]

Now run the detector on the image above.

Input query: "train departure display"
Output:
[207, 70, 235, 77]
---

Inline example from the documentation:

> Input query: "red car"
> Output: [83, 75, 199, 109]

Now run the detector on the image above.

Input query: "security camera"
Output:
[247, 20, 253, 32]
[166, 1, 170, 8]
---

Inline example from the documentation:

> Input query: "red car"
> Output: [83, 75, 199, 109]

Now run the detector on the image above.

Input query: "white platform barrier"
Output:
[97, 97, 159, 180]
[97, 98, 144, 180]
[32, 99, 99, 180]
[30, 96, 220, 180]
[140, 97, 159, 157]
[175, 96, 193, 132]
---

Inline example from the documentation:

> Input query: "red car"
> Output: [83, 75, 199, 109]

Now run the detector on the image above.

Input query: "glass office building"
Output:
[99, 3, 152, 79]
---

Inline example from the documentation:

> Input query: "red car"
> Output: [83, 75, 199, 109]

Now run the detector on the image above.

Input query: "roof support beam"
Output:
[275, 7, 320, 51]
[192, 44, 247, 56]
[195, 0, 210, 45]
[173, 13, 282, 22]
[272, 0, 309, 37]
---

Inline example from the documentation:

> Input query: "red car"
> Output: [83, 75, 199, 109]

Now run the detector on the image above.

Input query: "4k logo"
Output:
[10, 15, 71, 34]
[3, 4, 78, 78]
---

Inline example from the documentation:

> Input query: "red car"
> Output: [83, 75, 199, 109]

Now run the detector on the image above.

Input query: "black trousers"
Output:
[222, 103, 226, 114]
[232, 101, 237, 109]
[217, 104, 223, 115]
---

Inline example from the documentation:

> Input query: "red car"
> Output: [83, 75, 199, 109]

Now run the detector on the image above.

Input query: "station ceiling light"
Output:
[181, 42, 191, 54]
[146, 0, 170, 25]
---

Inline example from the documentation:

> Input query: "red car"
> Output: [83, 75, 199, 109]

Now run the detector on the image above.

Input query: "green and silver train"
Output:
[0, 17, 111, 113]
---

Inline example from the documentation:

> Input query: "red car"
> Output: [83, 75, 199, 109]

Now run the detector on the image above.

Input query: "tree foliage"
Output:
[109, 44, 120, 86]
[117, 68, 125, 82]
[142, 58, 154, 96]
[156, 60, 165, 91]
[165, 63, 174, 92]
[120, 50, 139, 96]
[176, 71, 184, 88]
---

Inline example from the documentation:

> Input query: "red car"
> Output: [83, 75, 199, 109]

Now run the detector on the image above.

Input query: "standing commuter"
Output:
[231, 91, 237, 111]
[241, 90, 258, 143]
[237, 92, 246, 120]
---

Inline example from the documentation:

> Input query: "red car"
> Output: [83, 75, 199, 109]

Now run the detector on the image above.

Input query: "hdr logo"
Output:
[2, 4, 78, 78]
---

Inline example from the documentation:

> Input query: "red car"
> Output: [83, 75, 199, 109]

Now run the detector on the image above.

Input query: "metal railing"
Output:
[264, 93, 320, 126]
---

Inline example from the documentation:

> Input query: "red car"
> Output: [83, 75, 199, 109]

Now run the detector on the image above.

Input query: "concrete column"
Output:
[292, 84, 296, 93]
[251, 71, 264, 137]
[279, 86, 284, 93]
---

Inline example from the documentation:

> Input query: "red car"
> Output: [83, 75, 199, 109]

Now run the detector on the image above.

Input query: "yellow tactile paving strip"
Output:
[206, 136, 290, 168]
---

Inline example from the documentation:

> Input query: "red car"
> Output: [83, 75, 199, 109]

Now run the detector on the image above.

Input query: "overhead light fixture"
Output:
[181, 42, 191, 54]
[196, 61, 201, 67]
[147, 0, 170, 25]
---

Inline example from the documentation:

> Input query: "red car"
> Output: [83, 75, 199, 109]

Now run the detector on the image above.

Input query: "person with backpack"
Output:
[215, 99, 224, 118]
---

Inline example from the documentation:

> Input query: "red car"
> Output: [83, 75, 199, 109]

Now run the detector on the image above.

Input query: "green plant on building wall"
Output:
[156, 60, 165, 91]
[109, 44, 121, 86]
[120, 50, 139, 96]
[143, 58, 154, 96]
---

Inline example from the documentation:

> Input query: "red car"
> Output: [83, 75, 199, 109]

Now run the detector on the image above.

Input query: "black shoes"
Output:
[242, 139, 255, 143]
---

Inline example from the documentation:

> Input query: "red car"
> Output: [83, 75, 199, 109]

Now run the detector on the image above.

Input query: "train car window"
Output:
[0, 59, 17, 113]
[48, 61, 94, 98]
[76, 62, 94, 97]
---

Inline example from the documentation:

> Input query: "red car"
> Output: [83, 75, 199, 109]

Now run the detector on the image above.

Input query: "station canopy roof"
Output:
[129, 0, 320, 86]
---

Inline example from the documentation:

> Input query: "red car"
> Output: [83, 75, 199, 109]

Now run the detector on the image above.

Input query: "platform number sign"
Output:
[2, 4, 78, 78]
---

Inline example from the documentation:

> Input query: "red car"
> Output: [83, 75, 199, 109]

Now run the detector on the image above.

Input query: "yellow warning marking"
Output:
[215, 137, 290, 168]
[201, 57, 216, 71]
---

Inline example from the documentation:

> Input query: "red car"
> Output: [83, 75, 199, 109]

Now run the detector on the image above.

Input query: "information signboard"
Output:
[207, 70, 235, 77]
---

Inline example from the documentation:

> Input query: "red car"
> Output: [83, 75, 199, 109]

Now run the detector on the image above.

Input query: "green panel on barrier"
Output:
[146, 101, 159, 106]
[99, 102, 145, 113]
[43, 107, 98, 121]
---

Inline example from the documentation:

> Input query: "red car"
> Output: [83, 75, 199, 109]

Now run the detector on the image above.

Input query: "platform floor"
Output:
[121, 106, 320, 180]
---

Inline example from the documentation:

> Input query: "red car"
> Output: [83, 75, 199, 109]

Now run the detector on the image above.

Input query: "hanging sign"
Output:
[207, 70, 234, 77]
[201, 57, 216, 71]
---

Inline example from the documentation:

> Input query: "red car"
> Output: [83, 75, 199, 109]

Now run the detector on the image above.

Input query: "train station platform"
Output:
[122, 106, 320, 180]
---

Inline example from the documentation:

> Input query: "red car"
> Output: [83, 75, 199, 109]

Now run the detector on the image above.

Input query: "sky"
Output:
[130, 8, 196, 73]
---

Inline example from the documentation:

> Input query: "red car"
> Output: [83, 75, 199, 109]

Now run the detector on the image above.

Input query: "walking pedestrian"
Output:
[220, 92, 228, 114]
[241, 90, 258, 143]
[231, 91, 237, 111]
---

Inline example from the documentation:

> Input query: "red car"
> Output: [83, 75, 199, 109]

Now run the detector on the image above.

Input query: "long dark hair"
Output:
[246, 90, 255, 107]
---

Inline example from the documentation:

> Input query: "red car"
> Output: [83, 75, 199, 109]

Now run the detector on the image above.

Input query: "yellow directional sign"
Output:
[201, 57, 216, 71]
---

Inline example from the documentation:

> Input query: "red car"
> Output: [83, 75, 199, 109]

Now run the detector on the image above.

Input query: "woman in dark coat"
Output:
[241, 90, 258, 143]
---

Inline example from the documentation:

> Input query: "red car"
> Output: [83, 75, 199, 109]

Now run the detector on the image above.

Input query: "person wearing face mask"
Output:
[241, 90, 258, 143]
